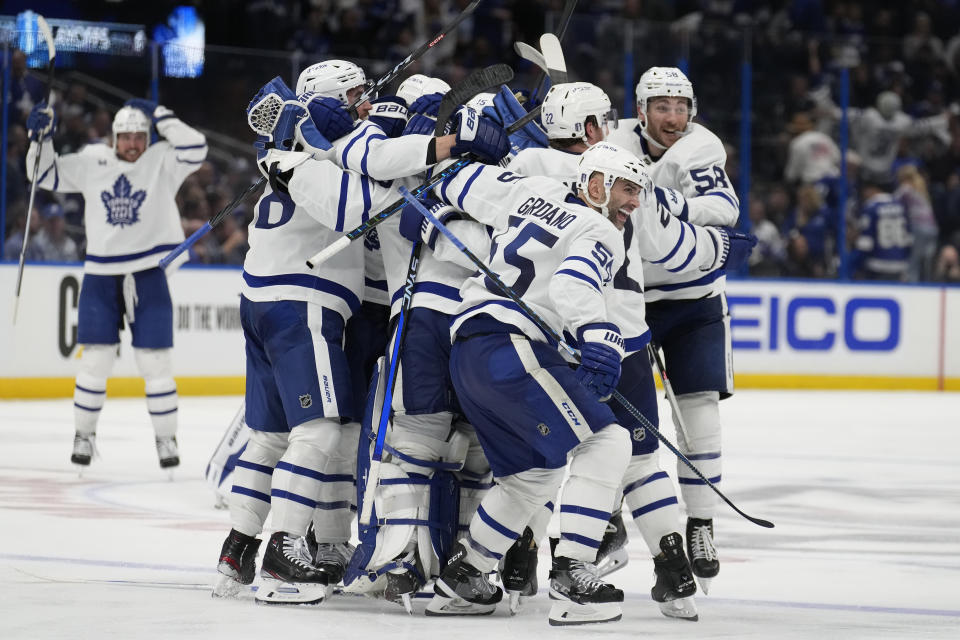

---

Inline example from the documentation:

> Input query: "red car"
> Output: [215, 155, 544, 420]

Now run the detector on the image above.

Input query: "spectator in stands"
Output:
[2, 202, 42, 261]
[933, 243, 960, 283]
[894, 164, 938, 281]
[31, 202, 79, 262]
[783, 183, 835, 277]
[7, 50, 44, 124]
[747, 195, 785, 277]
[851, 179, 912, 281]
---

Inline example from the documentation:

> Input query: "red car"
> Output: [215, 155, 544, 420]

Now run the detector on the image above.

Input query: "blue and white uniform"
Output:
[607, 119, 739, 521]
[853, 192, 911, 279]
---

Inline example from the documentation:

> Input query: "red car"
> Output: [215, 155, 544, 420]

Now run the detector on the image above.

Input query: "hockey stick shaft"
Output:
[162, 2, 486, 271]
[399, 190, 774, 529]
[305, 105, 540, 269]
[646, 342, 691, 448]
[358, 241, 423, 527]
[13, 14, 55, 324]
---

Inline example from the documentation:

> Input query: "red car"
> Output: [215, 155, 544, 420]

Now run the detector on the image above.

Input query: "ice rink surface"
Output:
[1, 390, 958, 639]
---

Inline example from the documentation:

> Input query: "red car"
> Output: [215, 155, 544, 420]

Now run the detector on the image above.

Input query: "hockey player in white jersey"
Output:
[415, 141, 745, 625]
[607, 66, 742, 591]
[26, 98, 207, 471]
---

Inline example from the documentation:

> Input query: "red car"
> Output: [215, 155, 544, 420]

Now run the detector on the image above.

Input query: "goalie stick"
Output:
[397, 189, 775, 530]
[158, 0, 486, 270]
[532, 0, 578, 101]
[358, 65, 514, 529]
[13, 14, 55, 324]
[538, 33, 569, 84]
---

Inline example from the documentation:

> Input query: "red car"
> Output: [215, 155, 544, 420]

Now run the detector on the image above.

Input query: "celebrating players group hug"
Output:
[24, 27, 758, 627]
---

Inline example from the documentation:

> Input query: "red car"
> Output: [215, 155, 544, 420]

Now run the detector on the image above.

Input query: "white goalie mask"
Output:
[576, 141, 651, 215]
[541, 82, 616, 143]
[112, 106, 151, 138]
[635, 66, 697, 145]
[296, 59, 367, 105]
[397, 74, 451, 106]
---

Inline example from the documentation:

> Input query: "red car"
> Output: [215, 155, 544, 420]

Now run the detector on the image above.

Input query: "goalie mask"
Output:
[112, 106, 151, 138]
[541, 82, 616, 144]
[576, 141, 651, 216]
[296, 59, 367, 106]
[635, 66, 697, 146]
[397, 74, 451, 106]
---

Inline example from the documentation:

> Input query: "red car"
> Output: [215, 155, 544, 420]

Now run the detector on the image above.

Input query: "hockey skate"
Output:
[256, 531, 328, 605]
[155, 436, 180, 470]
[548, 556, 623, 626]
[313, 541, 354, 586]
[71, 433, 96, 471]
[427, 543, 502, 616]
[686, 517, 719, 594]
[500, 527, 538, 615]
[652, 532, 698, 621]
[212, 529, 262, 598]
[383, 550, 425, 614]
[595, 510, 629, 577]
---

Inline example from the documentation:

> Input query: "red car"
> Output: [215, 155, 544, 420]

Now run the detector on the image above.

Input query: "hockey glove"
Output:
[304, 95, 355, 143]
[409, 92, 444, 117]
[403, 113, 438, 137]
[450, 106, 510, 164]
[27, 101, 56, 141]
[574, 326, 625, 402]
[257, 149, 311, 196]
[125, 98, 159, 119]
[399, 198, 460, 249]
[716, 227, 758, 271]
[367, 96, 408, 139]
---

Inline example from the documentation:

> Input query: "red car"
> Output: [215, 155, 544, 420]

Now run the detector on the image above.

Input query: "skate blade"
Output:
[254, 578, 326, 605]
[658, 595, 699, 621]
[548, 600, 622, 626]
[694, 575, 713, 595]
[425, 594, 496, 616]
[508, 590, 521, 615]
[595, 548, 629, 578]
[400, 592, 414, 615]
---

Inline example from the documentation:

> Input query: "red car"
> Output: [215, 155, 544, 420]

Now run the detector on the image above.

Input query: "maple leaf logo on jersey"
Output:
[101, 175, 146, 228]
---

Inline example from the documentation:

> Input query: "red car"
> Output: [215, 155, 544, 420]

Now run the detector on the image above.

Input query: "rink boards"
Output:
[0, 263, 957, 397]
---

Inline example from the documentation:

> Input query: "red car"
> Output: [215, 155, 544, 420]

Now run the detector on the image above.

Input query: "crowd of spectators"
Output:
[4, 0, 960, 283]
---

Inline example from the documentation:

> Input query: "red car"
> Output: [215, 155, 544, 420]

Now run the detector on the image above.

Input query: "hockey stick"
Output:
[12, 14, 55, 324]
[532, 0, 577, 101]
[514, 41, 547, 73]
[159, 2, 486, 270]
[398, 190, 775, 529]
[538, 33, 569, 84]
[646, 342, 691, 449]
[358, 66, 513, 529]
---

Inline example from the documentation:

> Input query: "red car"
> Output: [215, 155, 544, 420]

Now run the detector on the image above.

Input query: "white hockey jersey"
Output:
[439, 165, 625, 347]
[606, 120, 739, 301]
[242, 161, 400, 321]
[26, 117, 207, 275]
[506, 146, 581, 190]
[505, 146, 727, 353]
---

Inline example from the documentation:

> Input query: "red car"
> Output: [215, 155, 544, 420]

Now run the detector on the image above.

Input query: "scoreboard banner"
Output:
[0, 265, 956, 396]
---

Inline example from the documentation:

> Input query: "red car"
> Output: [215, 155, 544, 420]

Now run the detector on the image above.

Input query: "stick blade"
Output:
[433, 63, 516, 135]
[514, 41, 547, 72]
[539, 33, 568, 83]
[33, 15, 56, 63]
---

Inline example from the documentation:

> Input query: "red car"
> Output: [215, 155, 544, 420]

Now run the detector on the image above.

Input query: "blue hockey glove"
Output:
[717, 227, 759, 271]
[409, 92, 444, 117]
[403, 113, 438, 136]
[27, 101, 55, 141]
[125, 98, 159, 119]
[450, 106, 510, 164]
[304, 95, 355, 143]
[574, 325, 625, 401]
[399, 198, 459, 249]
[367, 95, 408, 139]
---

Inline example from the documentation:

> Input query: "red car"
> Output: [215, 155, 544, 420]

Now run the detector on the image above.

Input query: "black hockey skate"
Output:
[304, 523, 354, 586]
[652, 532, 698, 621]
[427, 542, 502, 616]
[686, 517, 719, 593]
[212, 529, 262, 598]
[548, 556, 623, 626]
[384, 550, 425, 614]
[595, 510, 629, 577]
[256, 531, 328, 605]
[500, 527, 538, 614]
[71, 433, 96, 467]
[155, 436, 180, 469]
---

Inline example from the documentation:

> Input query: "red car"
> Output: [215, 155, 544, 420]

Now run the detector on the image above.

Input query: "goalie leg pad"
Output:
[135, 347, 178, 438]
[555, 425, 631, 562]
[271, 417, 341, 537]
[229, 429, 286, 536]
[674, 391, 721, 518]
[622, 453, 681, 556]
[205, 402, 250, 509]
[73, 344, 117, 435]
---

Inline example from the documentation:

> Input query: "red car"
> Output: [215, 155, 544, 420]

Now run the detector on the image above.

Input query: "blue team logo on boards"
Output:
[101, 175, 146, 227]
